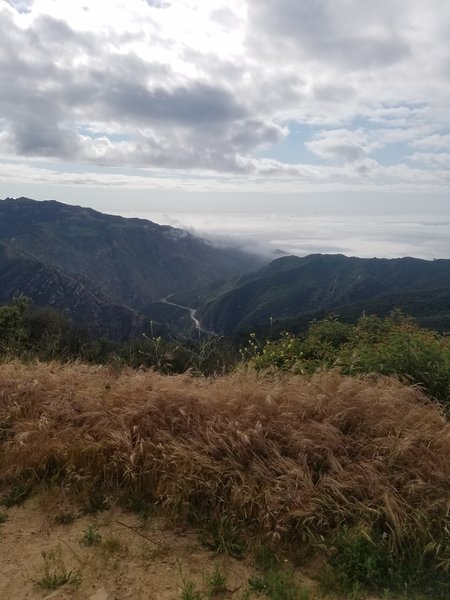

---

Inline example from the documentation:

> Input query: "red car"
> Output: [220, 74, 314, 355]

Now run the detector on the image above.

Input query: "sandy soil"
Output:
[0, 492, 320, 600]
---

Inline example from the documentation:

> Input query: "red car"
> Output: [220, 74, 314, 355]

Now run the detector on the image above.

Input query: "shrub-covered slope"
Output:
[196, 253, 450, 333]
[0, 197, 262, 336]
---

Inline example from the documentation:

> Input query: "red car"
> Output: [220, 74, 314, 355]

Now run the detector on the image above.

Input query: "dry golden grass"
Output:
[0, 361, 448, 569]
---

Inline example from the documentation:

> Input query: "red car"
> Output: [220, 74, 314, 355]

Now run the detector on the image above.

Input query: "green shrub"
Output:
[252, 312, 450, 409]
[323, 525, 450, 599]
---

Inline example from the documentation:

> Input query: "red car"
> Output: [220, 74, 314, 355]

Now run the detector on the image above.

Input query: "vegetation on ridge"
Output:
[248, 311, 450, 410]
[194, 253, 450, 334]
[0, 197, 262, 339]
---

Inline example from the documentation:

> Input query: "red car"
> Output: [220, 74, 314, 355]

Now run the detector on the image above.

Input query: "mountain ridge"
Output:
[194, 253, 450, 333]
[0, 197, 263, 338]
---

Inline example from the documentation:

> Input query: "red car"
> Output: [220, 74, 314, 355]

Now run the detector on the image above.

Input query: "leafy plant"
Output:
[252, 312, 450, 410]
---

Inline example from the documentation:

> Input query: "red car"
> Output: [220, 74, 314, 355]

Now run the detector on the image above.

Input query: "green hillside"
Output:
[196, 253, 450, 333]
[0, 197, 262, 338]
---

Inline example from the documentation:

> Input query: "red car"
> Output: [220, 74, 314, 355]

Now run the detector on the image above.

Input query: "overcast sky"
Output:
[1, 0, 449, 258]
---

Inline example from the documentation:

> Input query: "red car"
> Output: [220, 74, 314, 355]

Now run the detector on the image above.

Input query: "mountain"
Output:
[0, 197, 263, 338]
[0, 240, 147, 340]
[195, 253, 450, 333]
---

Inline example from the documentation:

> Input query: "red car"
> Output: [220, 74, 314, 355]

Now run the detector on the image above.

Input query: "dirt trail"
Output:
[0, 492, 392, 600]
[0, 494, 319, 600]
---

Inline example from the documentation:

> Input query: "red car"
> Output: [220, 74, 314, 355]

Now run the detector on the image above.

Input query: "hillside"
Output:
[0, 241, 147, 340]
[0, 197, 262, 338]
[195, 253, 450, 333]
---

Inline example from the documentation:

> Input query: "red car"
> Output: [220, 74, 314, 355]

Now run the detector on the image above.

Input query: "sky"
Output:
[0, 0, 450, 258]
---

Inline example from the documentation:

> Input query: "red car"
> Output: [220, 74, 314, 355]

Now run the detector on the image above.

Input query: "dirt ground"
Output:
[0, 492, 321, 600]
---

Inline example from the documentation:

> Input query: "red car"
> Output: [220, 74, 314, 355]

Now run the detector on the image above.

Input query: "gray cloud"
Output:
[102, 82, 247, 126]
[246, 0, 411, 70]
[12, 119, 81, 159]
[0, 8, 276, 170]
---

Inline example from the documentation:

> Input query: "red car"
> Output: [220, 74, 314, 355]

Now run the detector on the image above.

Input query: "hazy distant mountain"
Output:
[0, 197, 262, 338]
[195, 253, 450, 333]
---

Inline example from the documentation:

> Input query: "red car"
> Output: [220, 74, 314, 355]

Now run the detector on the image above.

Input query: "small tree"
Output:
[0, 296, 32, 357]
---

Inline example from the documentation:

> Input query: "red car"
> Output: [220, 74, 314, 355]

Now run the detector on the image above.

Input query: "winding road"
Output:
[160, 295, 215, 336]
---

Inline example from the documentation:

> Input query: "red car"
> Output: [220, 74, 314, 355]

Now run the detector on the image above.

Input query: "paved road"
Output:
[160, 295, 214, 335]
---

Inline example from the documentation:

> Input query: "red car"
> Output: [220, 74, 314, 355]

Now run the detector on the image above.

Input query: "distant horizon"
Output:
[3, 193, 450, 262]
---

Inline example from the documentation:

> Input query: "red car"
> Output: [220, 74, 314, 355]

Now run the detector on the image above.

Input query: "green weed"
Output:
[83, 489, 110, 514]
[80, 525, 101, 546]
[249, 568, 309, 600]
[33, 548, 79, 591]
[101, 535, 124, 558]
[54, 511, 75, 525]
[254, 547, 280, 571]
[204, 565, 227, 596]
[179, 580, 202, 600]
[324, 525, 450, 600]
[2, 481, 32, 507]
[199, 518, 246, 558]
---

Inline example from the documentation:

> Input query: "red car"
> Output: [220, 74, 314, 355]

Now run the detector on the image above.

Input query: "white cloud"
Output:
[410, 152, 450, 169]
[411, 134, 450, 151]
[0, 0, 449, 194]
[305, 129, 382, 162]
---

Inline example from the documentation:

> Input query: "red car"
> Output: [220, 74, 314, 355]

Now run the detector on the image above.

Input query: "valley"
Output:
[3, 197, 450, 341]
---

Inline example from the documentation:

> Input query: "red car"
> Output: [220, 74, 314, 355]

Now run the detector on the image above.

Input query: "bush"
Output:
[251, 312, 450, 409]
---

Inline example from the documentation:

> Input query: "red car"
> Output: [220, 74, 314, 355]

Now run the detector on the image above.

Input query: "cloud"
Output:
[5, 0, 33, 13]
[210, 7, 240, 30]
[411, 134, 450, 151]
[305, 129, 381, 162]
[246, 0, 411, 69]
[410, 152, 450, 169]
[145, 0, 170, 7]
[0, 0, 448, 195]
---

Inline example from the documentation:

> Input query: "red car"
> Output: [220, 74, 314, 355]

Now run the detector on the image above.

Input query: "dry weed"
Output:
[0, 361, 448, 590]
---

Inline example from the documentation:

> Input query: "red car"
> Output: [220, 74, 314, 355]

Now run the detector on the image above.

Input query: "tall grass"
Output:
[0, 361, 448, 596]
